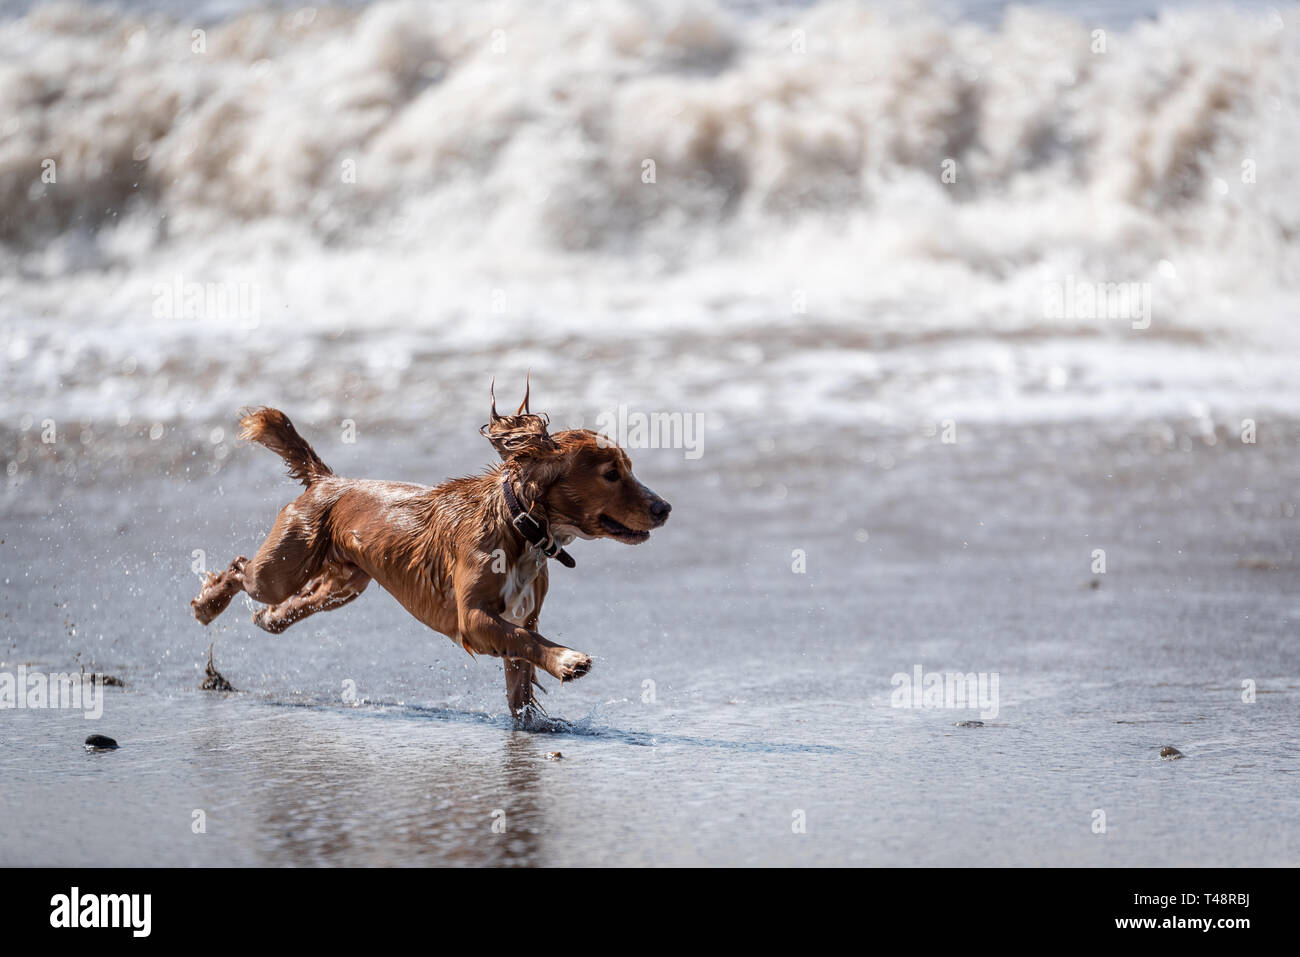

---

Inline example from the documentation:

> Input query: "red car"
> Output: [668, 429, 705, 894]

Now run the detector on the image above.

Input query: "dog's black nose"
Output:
[651, 499, 672, 522]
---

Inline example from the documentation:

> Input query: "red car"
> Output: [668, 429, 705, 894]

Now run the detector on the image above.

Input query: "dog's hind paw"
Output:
[190, 557, 247, 625]
[546, 647, 592, 683]
[191, 586, 230, 626]
[251, 606, 290, 634]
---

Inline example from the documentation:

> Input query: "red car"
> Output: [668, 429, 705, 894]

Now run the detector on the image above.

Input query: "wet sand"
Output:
[2, 418, 1297, 866]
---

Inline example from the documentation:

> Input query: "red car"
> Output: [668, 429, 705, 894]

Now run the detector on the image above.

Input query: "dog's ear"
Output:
[480, 376, 557, 461]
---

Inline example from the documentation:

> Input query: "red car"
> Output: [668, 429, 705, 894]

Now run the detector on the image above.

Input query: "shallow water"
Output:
[3, 421, 1297, 866]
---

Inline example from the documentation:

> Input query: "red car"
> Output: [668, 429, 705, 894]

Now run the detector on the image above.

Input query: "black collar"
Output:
[501, 475, 576, 568]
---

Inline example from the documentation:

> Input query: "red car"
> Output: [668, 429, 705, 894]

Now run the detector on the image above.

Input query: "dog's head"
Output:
[482, 379, 671, 544]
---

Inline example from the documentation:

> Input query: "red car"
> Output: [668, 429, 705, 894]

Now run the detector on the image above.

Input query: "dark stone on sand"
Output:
[84, 734, 118, 750]
[955, 720, 984, 728]
[1237, 556, 1280, 571]
[1161, 746, 1184, 760]
[77, 667, 124, 686]
[199, 642, 236, 692]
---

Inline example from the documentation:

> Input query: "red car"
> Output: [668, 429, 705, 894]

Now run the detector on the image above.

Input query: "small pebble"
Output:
[546, 751, 563, 760]
[1161, 746, 1184, 760]
[1238, 556, 1279, 571]
[955, 720, 984, 728]
[84, 734, 118, 751]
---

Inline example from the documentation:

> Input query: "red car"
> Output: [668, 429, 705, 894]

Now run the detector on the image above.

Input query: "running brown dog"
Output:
[190, 381, 671, 722]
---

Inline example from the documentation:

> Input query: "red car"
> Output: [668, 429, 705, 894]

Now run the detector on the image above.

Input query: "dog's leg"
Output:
[460, 607, 592, 683]
[240, 503, 321, 605]
[252, 562, 370, 634]
[504, 658, 544, 723]
[504, 610, 551, 724]
[191, 556, 249, 625]
[193, 499, 322, 625]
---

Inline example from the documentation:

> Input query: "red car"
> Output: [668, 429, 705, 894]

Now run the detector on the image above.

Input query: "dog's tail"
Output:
[238, 407, 333, 487]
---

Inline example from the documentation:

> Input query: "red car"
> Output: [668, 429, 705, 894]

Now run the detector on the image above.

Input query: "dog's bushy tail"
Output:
[238, 407, 333, 487]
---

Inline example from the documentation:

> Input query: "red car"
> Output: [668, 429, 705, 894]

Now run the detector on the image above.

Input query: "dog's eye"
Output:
[603, 469, 620, 482]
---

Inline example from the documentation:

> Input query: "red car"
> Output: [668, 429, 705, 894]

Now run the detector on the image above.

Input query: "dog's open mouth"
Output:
[599, 514, 651, 543]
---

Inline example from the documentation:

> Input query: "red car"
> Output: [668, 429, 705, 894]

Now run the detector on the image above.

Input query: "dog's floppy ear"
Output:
[480, 376, 557, 461]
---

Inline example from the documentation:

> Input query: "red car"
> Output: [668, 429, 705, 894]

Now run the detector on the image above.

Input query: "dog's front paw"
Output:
[547, 647, 592, 683]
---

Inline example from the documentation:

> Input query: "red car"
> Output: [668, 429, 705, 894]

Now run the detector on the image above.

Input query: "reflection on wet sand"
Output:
[187, 709, 549, 865]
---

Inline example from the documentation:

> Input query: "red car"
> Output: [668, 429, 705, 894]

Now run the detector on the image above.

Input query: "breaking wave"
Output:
[1, 0, 1297, 429]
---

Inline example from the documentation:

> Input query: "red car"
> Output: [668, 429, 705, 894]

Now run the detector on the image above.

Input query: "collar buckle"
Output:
[502, 474, 575, 569]
[511, 509, 542, 535]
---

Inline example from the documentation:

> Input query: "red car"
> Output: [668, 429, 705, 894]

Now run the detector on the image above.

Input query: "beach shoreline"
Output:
[2, 416, 1296, 866]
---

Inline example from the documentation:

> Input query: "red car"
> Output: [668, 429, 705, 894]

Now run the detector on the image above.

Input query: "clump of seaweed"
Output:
[200, 642, 236, 692]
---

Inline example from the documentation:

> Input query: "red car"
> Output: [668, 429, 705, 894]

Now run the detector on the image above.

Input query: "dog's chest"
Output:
[500, 549, 546, 624]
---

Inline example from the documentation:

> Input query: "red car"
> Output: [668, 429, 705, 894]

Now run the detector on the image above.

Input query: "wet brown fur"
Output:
[190, 385, 670, 723]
